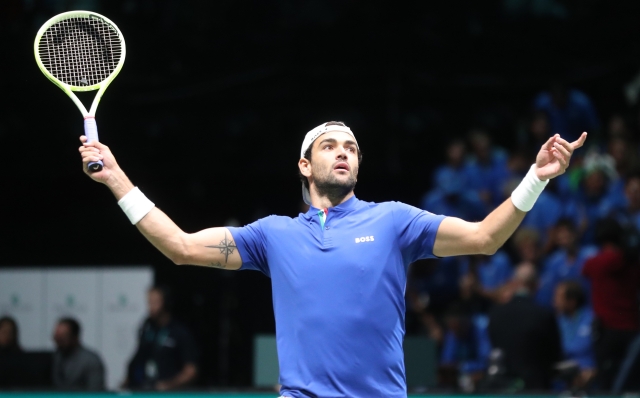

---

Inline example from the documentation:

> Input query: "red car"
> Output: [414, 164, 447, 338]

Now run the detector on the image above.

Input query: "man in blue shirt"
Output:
[78, 121, 586, 397]
[553, 281, 596, 388]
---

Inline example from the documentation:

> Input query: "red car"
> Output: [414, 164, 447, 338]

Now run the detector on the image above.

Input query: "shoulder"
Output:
[257, 214, 298, 228]
[580, 245, 599, 258]
[79, 347, 103, 365]
[569, 89, 593, 105]
[375, 200, 440, 217]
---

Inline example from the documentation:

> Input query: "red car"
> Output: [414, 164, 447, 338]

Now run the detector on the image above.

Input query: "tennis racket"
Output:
[34, 10, 126, 172]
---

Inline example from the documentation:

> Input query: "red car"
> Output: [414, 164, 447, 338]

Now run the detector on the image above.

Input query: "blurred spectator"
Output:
[124, 285, 198, 391]
[520, 188, 564, 240]
[563, 153, 619, 244]
[464, 129, 510, 208]
[52, 317, 105, 391]
[489, 263, 562, 390]
[613, 172, 640, 232]
[520, 111, 551, 160]
[536, 218, 597, 307]
[407, 258, 461, 315]
[439, 303, 491, 392]
[582, 218, 640, 390]
[553, 281, 595, 388]
[511, 228, 542, 265]
[605, 137, 639, 211]
[421, 138, 486, 221]
[0, 316, 21, 354]
[533, 82, 600, 143]
[606, 113, 631, 140]
[460, 252, 513, 308]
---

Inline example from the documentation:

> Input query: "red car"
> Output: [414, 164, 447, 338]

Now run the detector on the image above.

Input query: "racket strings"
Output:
[38, 17, 122, 87]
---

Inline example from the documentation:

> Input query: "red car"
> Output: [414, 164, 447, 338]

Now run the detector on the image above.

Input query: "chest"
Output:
[266, 215, 403, 284]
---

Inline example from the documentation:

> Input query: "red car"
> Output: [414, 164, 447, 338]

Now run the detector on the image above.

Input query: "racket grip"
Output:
[84, 117, 103, 173]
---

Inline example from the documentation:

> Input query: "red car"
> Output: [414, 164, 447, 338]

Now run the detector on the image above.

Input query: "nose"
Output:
[336, 146, 348, 159]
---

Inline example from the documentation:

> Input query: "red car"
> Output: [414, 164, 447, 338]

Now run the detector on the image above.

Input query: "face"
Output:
[626, 177, 640, 211]
[446, 142, 465, 165]
[148, 289, 165, 320]
[0, 321, 15, 348]
[516, 238, 539, 262]
[555, 226, 575, 249]
[530, 113, 549, 139]
[53, 323, 75, 351]
[584, 171, 606, 195]
[300, 131, 359, 199]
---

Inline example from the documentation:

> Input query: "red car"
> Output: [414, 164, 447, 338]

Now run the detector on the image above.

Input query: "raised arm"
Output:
[78, 136, 241, 270]
[433, 133, 587, 257]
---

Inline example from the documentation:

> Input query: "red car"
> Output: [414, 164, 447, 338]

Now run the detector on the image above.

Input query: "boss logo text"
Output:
[355, 236, 375, 243]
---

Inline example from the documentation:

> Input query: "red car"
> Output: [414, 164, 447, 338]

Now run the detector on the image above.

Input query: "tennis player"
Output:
[79, 122, 586, 397]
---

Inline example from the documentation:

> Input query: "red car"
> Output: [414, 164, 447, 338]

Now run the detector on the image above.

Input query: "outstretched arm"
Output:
[78, 136, 241, 269]
[433, 133, 587, 257]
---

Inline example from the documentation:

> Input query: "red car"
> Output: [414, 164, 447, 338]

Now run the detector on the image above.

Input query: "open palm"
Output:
[535, 133, 588, 180]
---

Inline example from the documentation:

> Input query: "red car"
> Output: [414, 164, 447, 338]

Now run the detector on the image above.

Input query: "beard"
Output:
[314, 168, 357, 201]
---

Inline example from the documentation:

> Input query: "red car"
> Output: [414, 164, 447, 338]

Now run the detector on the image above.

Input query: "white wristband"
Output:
[117, 187, 155, 224]
[510, 165, 549, 212]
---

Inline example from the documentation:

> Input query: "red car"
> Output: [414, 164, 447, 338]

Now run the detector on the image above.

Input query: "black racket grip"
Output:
[88, 160, 104, 173]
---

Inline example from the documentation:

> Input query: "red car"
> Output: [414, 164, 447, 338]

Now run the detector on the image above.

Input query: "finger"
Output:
[571, 132, 588, 149]
[553, 141, 571, 158]
[552, 148, 568, 168]
[542, 134, 559, 151]
[554, 136, 573, 154]
[82, 140, 109, 151]
[82, 153, 104, 162]
[82, 155, 103, 163]
[80, 135, 87, 143]
[79, 146, 100, 153]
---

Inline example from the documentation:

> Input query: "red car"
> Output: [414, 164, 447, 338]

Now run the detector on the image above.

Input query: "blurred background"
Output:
[3, 0, 640, 395]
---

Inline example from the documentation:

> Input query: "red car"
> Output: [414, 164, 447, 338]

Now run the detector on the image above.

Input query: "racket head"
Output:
[34, 11, 126, 93]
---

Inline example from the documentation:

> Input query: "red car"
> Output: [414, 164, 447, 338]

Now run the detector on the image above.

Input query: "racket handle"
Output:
[84, 117, 103, 173]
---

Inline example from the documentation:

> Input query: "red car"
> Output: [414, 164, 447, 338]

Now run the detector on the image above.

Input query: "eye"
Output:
[323, 145, 333, 150]
[347, 147, 356, 153]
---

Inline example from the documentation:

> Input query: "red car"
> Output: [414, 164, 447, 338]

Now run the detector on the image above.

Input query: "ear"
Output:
[299, 157, 312, 178]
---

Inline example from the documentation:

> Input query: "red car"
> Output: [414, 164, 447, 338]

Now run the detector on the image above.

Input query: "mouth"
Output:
[333, 162, 350, 172]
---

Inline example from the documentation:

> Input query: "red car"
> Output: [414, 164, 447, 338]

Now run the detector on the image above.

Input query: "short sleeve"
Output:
[392, 202, 446, 263]
[227, 218, 271, 276]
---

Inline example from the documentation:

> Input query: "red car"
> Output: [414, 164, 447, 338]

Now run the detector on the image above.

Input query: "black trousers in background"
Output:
[594, 327, 637, 391]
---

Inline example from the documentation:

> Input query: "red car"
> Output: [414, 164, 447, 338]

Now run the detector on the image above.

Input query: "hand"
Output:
[78, 136, 121, 184]
[535, 133, 587, 180]
[155, 381, 171, 391]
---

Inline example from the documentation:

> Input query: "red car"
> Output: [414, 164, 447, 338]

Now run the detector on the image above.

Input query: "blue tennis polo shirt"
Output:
[228, 196, 445, 398]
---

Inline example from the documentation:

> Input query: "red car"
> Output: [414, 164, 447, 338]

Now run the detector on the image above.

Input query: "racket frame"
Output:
[33, 10, 126, 118]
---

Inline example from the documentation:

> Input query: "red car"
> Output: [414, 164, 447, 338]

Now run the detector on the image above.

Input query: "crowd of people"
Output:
[0, 286, 198, 391]
[406, 85, 640, 393]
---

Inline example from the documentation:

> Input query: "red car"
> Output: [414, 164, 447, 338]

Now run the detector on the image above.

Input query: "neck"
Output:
[153, 312, 171, 327]
[310, 189, 354, 209]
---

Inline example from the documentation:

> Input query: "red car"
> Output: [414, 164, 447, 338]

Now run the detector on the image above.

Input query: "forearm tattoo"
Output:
[205, 231, 237, 266]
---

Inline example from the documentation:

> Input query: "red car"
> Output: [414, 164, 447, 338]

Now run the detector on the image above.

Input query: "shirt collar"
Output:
[303, 195, 360, 220]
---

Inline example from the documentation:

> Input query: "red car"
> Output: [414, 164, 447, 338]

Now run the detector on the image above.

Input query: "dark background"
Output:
[2, 0, 640, 387]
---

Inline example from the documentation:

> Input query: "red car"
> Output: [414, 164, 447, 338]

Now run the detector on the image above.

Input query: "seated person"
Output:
[0, 316, 21, 355]
[124, 285, 198, 391]
[439, 304, 491, 390]
[489, 263, 562, 390]
[553, 281, 595, 388]
[52, 318, 105, 391]
[460, 251, 513, 308]
[536, 218, 597, 307]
